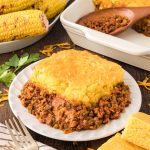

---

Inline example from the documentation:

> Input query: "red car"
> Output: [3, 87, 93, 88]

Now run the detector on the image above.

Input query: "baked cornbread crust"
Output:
[98, 133, 145, 150]
[29, 50, 124, 105]
[122, 112, 150, 150]
[93, 0, 150, 10]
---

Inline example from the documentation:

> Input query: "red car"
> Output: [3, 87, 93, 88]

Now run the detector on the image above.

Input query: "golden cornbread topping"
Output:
[93, 0, 150, 10]
[30, 50, 124, 105]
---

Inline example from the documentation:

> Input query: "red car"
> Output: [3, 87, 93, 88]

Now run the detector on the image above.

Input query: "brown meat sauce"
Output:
[77, 14, 130, 34]
[133, 16, 150, 37]
[19, 82, 130, 133]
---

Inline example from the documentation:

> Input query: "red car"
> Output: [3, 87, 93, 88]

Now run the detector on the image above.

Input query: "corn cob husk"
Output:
[31, 0, 67, 19]
[0, 0, 36, 15]
[0, 10, 49, 42]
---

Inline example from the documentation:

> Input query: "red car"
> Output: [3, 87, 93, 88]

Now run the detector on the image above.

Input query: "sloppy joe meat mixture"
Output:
[19, 82, 130, 133]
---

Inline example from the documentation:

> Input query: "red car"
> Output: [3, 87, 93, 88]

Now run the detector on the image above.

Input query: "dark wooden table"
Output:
[0, 5, 150, 150]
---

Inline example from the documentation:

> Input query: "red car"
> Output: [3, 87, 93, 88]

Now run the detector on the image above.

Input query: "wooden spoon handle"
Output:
[129, 7, 150, 22]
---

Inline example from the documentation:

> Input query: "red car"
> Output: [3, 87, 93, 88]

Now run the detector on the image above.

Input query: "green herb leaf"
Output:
[5, 54, 19, 68]
[18, 53, 29, 67]
[0, 52, 41, 87]
[0, 70, 16, 87]
[0, 64, 10, 76]
[25, 53, 40, 65]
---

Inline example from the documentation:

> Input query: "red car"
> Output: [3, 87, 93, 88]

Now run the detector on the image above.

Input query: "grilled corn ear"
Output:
[31, 0, 67, 19]
[0, 10, 48, 42]
[0, 0, 36, 14]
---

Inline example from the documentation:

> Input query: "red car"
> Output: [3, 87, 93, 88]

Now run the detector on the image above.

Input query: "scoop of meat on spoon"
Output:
[77, 7, 150, 35]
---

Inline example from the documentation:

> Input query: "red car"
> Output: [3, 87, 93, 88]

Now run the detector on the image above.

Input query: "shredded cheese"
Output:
[138, 77, 150, 90]
[0, 89, 8, 107]
[138, 77, 150, 107]
[40, 42, 72, 57]
[0, 103, 4, 107]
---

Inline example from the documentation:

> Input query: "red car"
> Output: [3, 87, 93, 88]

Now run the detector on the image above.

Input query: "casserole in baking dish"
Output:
[60, 0, 150, 71]
[93, 0, 150, 36]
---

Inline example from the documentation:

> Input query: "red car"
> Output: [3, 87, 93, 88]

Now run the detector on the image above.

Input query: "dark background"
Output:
[0, 1, 150, 149]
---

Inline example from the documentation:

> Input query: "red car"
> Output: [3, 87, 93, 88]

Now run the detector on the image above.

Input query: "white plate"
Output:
[0, 15, 60, 54]
[9, 61, 142, 141]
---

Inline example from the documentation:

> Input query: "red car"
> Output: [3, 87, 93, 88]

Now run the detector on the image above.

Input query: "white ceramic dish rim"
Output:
[9, 60, 142, 141]
[60, 0, 150, 56]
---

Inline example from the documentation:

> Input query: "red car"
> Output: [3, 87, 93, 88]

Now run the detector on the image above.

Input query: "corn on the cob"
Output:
[0, 0, 36, 15]
[0, 10, 49, 42]
[31, 0, 67, 19]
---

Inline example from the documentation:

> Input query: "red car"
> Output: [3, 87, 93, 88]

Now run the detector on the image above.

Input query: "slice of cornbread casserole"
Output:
[19, 50, 130, 133]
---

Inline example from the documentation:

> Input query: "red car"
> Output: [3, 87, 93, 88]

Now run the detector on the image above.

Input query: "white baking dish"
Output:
[60, 0, 150, 71]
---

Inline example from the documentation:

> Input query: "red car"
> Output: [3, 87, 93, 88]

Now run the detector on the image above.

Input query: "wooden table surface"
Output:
[0, 2, 150, 149]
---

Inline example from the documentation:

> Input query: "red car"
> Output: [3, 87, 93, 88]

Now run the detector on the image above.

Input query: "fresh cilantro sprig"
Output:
[0, 53, 40, 87]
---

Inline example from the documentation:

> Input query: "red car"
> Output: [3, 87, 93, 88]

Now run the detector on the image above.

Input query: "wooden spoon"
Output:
[77, 7, 150, 35]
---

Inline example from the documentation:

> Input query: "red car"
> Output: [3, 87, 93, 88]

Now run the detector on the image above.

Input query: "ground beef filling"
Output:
[77, 15, 130, 34]
[19, 82, 130, 133]
[133, 16, 150, 37]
